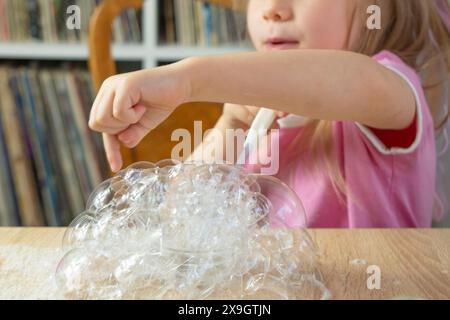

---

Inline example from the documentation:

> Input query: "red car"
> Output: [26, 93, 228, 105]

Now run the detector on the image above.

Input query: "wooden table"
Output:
[0, 228, 449, 299]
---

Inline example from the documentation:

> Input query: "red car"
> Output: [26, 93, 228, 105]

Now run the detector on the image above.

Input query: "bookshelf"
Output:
[0, 42, 244, 64]
[0, 0, 248, 67]
[0, 0, 249, 227]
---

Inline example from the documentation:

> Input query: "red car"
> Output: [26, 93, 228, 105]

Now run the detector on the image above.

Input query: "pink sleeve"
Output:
[335, 51, 436, 227]
[353, 50, 431, 155]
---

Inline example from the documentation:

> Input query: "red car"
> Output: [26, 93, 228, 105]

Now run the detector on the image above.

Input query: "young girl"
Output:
[88, 0, 450, 228]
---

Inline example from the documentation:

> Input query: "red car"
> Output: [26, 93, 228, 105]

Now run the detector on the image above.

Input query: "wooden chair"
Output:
[88, 0, 237, 169]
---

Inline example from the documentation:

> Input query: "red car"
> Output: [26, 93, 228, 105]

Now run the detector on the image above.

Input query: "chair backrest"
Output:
[88, 0, 144, 168]
[88, 0, 222, 169]
[89, 0, 144, 91]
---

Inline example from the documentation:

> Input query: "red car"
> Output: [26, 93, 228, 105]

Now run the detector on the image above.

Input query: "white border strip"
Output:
[356, 64, 424, 155]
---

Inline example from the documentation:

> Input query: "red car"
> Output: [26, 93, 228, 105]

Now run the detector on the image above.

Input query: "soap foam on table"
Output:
[0, 245, 63, 299]
[54, 161, 328, 299]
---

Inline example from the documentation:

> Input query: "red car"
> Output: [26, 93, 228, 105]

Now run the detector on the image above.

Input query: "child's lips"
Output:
[264, 38, 300, 50]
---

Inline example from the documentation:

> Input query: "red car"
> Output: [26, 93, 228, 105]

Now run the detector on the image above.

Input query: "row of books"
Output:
[0, 65, 108, 226]
[0, 0, 142, 43]
[159, 0, 248, 46]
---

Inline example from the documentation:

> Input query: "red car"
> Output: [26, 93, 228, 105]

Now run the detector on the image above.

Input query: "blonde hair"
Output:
[277, 0, 450, 203]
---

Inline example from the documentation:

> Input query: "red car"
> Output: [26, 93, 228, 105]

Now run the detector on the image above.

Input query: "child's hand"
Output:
[88, 63, 190, 172]
[221, 103, 261, 129]
[222, 103, 286, 129]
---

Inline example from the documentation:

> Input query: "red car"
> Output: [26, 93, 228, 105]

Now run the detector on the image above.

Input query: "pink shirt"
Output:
[248, 51, 436, 228]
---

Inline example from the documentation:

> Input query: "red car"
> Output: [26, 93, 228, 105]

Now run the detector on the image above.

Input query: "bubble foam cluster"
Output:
[55, 160, 329, 299]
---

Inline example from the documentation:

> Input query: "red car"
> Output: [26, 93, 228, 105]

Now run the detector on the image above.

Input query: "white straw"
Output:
[237, 108, 277, 165]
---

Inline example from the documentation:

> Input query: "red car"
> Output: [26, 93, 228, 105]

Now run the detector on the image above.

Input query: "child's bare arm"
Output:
[89, 49, 415, 172]
[185, 49, 416, 131]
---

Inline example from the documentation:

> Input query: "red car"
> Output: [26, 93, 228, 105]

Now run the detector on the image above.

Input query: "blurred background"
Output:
[1, 0, 448, 228]
[0, 0, 250, 226]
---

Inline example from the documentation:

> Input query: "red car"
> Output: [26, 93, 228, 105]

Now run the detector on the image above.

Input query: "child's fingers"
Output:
[90, 87, 105, 123]
[112, 87, 146, 124]
[90, 91, 129, 134]
[117, 122, 149, 149]
[246, 105, 261, 115]
[103, 133, 123, 173]
[92, 123, 131, 135]
[89, 89, 115, 129]
[100, 105, 146, 136]
[90, 79, 112, 127]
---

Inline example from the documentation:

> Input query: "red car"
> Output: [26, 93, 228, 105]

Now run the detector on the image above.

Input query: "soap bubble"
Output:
[55, 160, 329, 299]
[55, 248, 123, 300]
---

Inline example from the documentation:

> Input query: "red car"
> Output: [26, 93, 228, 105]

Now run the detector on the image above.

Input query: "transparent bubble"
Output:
[255, 175, 307, 228]
[62, 211, 97, 251]
[56, 160, 328, 300]
[55, 248, 122, 300]
[85, 179, 114, 212]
